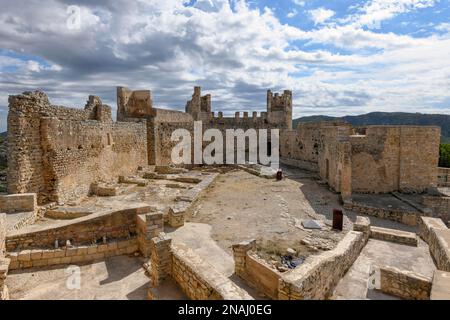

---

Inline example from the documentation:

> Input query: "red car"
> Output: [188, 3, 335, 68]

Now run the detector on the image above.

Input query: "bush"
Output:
[440, 144, 450, 168]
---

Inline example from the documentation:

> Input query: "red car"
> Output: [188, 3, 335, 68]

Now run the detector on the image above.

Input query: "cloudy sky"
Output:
[0, 0, 449, 131]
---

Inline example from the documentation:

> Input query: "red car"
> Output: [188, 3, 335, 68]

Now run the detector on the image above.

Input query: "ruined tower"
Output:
[267, 90, 293, 130]
[185, 87, 211, 120]
[117, 87, 153, 121]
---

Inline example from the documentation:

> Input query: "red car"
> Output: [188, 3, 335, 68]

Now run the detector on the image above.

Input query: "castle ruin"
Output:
[1, 86, 449, 301]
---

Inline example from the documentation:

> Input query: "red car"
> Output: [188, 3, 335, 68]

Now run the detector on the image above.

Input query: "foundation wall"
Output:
[6, 205, 151, 251]
[438, 167, 450, 187]
[343, 200, 419, 226]
[0, 214, 5, 257]
[233, 240, 281, 299]
[422, 196, 450, 223]
[419, 217, 450, 272]
[7, 238, 138, 270]
[171, 243, 253, 300]
[376, 265, 432, 300]
[0, 193, 36, 214]
[278, 230, 368, 300]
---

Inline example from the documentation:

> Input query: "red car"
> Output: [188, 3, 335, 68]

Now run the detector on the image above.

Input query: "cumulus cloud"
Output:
[0, 0, 448, 132]
[309, 8, 335, 25]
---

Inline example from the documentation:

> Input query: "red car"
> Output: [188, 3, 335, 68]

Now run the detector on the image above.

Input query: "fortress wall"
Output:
[7, 91, 147, 204]
[350, 126, 440, 194]
[41, 118, 147, 203]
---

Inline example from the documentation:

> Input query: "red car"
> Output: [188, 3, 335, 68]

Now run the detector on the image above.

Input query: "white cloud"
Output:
[0, 0, 448, 132]
[287, 9, 298, 18]
[292, 0, 306, 6]
[347, 0, 437, 29]
[309, 7, 335, 25]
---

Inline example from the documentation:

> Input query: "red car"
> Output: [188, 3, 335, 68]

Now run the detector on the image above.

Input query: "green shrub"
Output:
[440, 144, 450, 168]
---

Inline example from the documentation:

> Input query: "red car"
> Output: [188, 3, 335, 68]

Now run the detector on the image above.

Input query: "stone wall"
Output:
[375, 265, 432, 300]
[278, 229, 369, 300]
[7, 91, 148, 204]
[280, 123, 440, 195]
[6, 205, 151, 251]
[343, 199, 419, 226]
[7, 238, 138, 270]
[422, 196, 450, 223]
[233, 240, 281, 299]
[0, 213, 9, 300]
[0, 213, 5, 257]
[171, 242, 253, 300]
[438, 167, 450, 187]
[370, 226, 418, 246]
[350, 126, 440, 194]
[0, 193, 37, 214]
[419, 217, 450, 272]
[137, 212, 164, 258]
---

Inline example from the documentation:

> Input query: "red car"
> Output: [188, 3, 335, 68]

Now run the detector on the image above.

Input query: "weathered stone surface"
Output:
[419, 217, 450, 272]
[430, 270, 450, 300]
[370, 226, 418, 246]
[278, 230, 368, 300]
[375, 265, 432, 300]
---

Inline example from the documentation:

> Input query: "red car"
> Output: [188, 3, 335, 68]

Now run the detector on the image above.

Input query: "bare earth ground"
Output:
[187, 170, 346, 258]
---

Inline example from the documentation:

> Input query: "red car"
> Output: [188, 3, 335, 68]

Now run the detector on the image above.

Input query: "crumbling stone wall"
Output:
[281, 122, 440, 195]
[278, 230, 368, 300]
[117, 87, 153, 121]
[0, 213, 5, 257]
[0, 213, 9, 300]
[7, 91, 148, 204]
[438, 167, 450, 187]
[375, 265, 432, 300]
[419, 217, 450, 272]
[6, 205, 151, 251]
[351, 126, 440, 194]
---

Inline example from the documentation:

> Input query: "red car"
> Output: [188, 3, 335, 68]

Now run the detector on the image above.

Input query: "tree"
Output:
[439, 144, 450, 168]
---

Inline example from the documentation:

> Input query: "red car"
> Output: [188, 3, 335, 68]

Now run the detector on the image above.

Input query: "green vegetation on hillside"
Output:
[440, 144, 450, 168]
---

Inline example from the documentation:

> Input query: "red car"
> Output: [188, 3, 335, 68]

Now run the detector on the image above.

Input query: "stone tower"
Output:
[267, 90, 292, 130]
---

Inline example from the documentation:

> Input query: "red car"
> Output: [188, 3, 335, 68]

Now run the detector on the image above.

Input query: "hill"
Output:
[293, 112, 450, 143]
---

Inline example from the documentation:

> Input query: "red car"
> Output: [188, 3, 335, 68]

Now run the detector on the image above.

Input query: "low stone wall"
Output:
[136, 212, 164, 258]
[0, 193, 37, 214]
[344, 200, 418, 226]
[6, 204, 151, 251]
[370, 226, 418, 246]
[0, 213, 5, 256]
[6, 238, 138, 270]
[171, 243, 253, 300]
[438, 167, 450, 187]
[0, 214, 8, 300]
[0, 257, 10, 300]
[278, 228, 369, 300]
[419, 217, 450, 272]
[375, 265, 432, 300]
[233, 240, 281, 299]
[422, 196, 450, 223]
[149, 233, 253, 300]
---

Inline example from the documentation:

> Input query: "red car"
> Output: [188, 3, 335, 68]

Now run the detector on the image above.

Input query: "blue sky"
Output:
[0, 0, 449, 132]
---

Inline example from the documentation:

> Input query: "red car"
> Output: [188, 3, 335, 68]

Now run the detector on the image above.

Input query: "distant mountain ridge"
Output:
[293, 112, 450, 143]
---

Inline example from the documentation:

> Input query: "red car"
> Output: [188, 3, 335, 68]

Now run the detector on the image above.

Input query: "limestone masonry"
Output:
[1, 86, 449, 301]
[6, 87, 440, 204]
